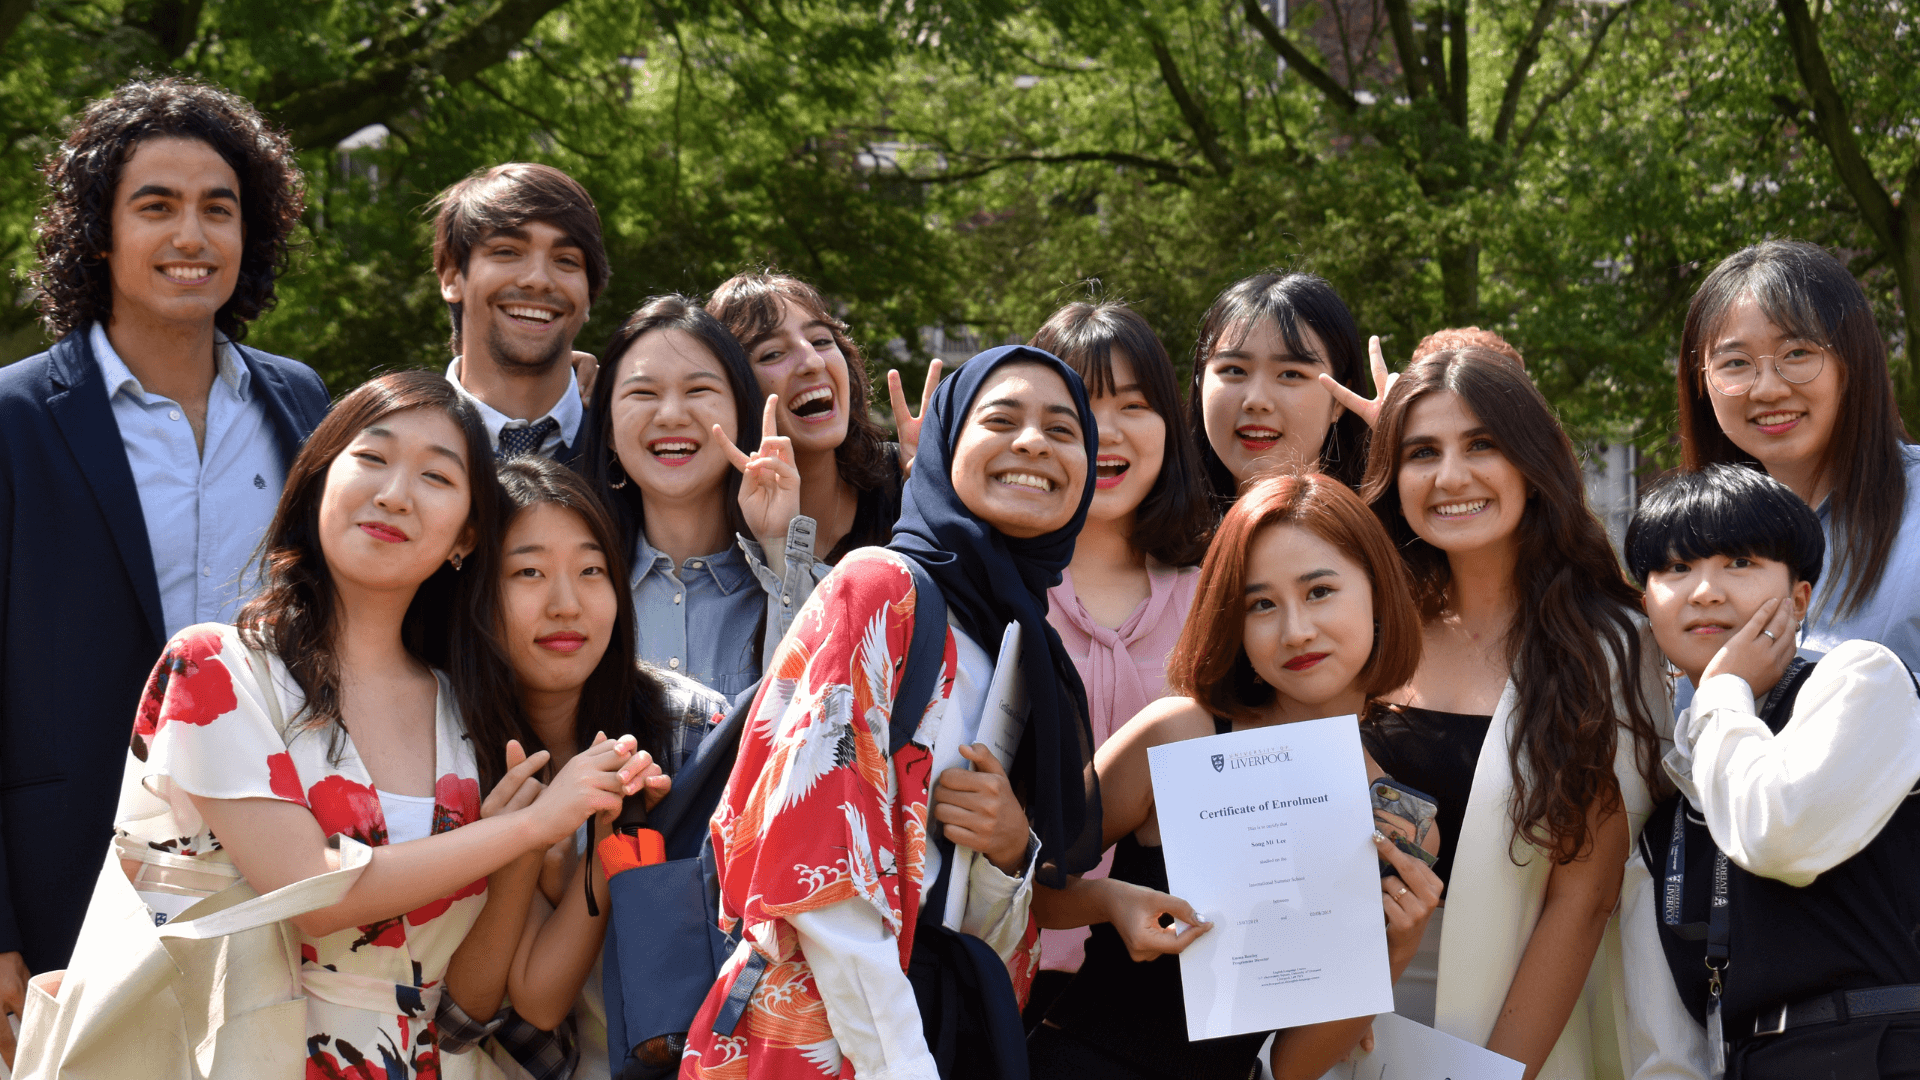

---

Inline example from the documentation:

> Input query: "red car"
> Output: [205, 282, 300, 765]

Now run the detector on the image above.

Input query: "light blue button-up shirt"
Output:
[444, 356, 582, 459]
[629, 535, 769, 700]
[92, 323, 285, 638]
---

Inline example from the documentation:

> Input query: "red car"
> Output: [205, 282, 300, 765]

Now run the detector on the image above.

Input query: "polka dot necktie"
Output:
[497, 417, 558, 460]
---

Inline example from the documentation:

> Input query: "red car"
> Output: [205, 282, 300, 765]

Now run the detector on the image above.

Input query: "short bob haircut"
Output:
[577, 294, 762, 555]
[706, 271, 894, 492]
[1625, 464, 1825, 590]
[1029, 301, 1212, 567]
[234, 370, 500, 761]
[1186, 272, 1372, 496]
[34, 76, 304, 341]
[1677, 240, 1906, 621]
[1165, 471, 1420, 721]
[1361, 347, 1661, 860]
[429, 162, 611, 352]
[460, 457, 675, 791]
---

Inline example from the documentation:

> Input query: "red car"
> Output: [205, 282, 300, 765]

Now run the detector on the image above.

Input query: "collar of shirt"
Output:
[92, 321, 251, 403]
[444, 355, 583, 449]
[631, 533, 755, 595]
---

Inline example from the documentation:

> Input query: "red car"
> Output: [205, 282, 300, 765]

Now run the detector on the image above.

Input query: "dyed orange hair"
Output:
[1166, 471, 1421, 721]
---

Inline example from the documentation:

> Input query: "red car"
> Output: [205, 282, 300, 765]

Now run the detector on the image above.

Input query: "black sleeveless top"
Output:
[1044, 716, 1269, 1080]
[1359, 703, 1492, 887]
[1639, 658, 1920, 1029]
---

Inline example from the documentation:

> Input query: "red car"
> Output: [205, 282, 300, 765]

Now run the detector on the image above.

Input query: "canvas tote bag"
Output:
[15, 649, 370, 1080]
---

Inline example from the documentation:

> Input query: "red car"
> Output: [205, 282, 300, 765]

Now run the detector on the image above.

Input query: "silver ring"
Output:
[1761, 630, 1777, 643]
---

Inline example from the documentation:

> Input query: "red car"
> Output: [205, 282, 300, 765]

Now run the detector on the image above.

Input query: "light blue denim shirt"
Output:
[92, 323, 285, 638]
[1802, 443, 1920, 670]
[630, 533, 772, 699]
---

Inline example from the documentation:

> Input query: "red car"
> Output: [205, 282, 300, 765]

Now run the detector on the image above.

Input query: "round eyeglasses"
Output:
[1703, 341, 1829, 396]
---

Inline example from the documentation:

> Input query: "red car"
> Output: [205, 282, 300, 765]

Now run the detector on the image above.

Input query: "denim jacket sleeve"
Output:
[738, 515, 832, 657]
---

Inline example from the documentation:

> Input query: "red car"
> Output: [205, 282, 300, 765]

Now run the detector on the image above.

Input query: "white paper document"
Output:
[1318, 1012, 1524, 1080]
[1149, 715, 1392, 1040]
[938, 621, 1027, 931]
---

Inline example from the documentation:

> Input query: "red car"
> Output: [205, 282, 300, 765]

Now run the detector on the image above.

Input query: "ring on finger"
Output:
[1396, 886, 1409, 897]
[1761, 629, 1777, 643]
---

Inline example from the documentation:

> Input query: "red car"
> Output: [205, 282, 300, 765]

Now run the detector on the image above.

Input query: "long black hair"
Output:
[465, 458, 672, 791]
[1186, 272, 1371, 497]
[236, 371, 501, 759]
[578, 293, 763, 556]
[1676, 240, 1908, 621]
[1029, 300, 1211, 566]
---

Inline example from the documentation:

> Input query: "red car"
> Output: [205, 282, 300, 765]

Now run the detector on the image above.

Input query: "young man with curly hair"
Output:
[0, 76, 329, 1047]
[430, 162, 610, 463]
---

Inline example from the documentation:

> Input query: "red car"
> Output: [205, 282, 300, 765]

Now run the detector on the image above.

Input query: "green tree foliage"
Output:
[0, 0, 1911, 442]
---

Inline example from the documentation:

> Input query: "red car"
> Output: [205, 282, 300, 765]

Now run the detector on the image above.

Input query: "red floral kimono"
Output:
[681, 550, 1040, 1079]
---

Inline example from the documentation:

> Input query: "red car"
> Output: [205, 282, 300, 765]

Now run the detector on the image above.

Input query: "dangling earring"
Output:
[609, 454, 629, 490]
[450, 552, 464, 571]
[1320, 426, 1341, 465]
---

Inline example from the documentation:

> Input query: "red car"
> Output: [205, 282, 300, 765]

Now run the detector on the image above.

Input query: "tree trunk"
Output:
[1440, 242, 1479, 326]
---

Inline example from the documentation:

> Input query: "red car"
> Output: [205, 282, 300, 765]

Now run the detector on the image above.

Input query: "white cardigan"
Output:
[1431, 620, 1671, 1080]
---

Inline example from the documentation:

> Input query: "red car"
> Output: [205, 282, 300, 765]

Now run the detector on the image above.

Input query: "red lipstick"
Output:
[1282, 652, 1327, 672]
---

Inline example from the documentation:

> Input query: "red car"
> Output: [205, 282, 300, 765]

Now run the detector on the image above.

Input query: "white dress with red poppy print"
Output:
[125, 622, 504, 1080]
[680, 549, 1040, 1080]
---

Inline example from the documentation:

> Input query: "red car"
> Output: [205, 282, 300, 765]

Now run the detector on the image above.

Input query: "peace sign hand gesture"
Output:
[717, 394, 802, 572]
[887, 359, 944, 477]
[1317, 335, 1398, 429]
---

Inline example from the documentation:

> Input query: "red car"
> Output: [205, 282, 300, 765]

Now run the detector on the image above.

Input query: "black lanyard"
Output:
[1663, 788, 1732, 1077]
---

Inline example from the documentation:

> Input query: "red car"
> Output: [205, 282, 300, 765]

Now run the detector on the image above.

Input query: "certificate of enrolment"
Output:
[1148, 715, 1392, 1041]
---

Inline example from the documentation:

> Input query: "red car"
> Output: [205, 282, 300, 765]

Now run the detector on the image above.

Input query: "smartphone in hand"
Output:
[1370, 778, 1440, 875]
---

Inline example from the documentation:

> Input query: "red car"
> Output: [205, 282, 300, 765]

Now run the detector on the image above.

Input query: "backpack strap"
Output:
[890, 555, 948, 756]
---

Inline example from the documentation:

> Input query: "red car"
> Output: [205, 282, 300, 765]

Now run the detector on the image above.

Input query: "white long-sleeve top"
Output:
[784, 621, 1038, 1080]
[1626, 638, 1920, 1079]
[1664, 639, 1920, 886]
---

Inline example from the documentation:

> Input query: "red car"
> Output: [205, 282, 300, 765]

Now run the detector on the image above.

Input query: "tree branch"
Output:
[266, 0, 572, 148]
[1240, 0, 1365, 113]
[1494, 0, 1558, 146]
[1378, 0, 1430, 99]
[1773, 0, 1899, 249]
[908, 150, 1198, 186]
[1141, 18, 1232, 177]
[1511, 0, 1629, 158]
[468, 74, 610, 158]
[1446, 0, 1469, 127]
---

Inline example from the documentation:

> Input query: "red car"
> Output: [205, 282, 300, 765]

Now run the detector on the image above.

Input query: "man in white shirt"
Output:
[430, 162, 610, 464]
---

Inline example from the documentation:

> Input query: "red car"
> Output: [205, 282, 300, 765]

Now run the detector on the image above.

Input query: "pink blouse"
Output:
[1041, 560, 1200, 972]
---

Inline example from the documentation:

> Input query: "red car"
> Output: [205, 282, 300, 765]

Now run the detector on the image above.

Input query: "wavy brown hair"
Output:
[1166, 471, 1421, 721]
[33, 76, 304, 341]
[465, 458, 673, 791]
[1361, 348, 1661, 860]
[706, 271, 895, 492]
[236, 371, 501, 757]
[1030, 301, 1212, 567]
[1676, 240, 1908, 621]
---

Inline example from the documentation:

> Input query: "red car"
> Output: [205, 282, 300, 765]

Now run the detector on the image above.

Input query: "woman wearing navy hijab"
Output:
[684, 346, 1101, 1080]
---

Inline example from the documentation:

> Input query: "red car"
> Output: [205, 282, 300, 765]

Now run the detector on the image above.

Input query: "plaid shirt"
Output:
[436, 667, 728, 1077]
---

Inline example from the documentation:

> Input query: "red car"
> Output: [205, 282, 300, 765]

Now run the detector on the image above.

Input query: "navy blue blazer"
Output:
[0, 330, 330, 972]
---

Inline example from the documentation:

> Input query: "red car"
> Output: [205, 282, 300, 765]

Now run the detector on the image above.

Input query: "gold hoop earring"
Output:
[609, 454, 629, 490]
